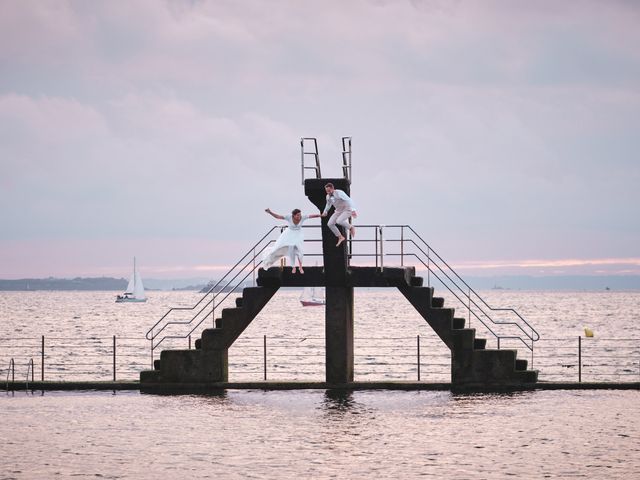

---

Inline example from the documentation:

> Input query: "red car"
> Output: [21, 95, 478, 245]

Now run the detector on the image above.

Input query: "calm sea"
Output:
[1, 290, 639, 478]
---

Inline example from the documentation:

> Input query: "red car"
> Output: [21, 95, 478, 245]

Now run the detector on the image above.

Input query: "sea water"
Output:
[1, 389, 639, 478]
[1, 289, 639, 382]
[1, 290, 639, 478]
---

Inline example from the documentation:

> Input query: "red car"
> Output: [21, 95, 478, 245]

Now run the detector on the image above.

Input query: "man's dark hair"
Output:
[324, 183, 334, 189]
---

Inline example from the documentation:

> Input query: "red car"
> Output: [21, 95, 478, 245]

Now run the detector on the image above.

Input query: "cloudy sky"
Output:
[1, 0, 639, 279]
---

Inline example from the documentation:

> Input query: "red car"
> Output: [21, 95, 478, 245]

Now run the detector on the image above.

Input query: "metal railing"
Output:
[145, 227, 290, 361]
[1, 336, 148, 385]
[145, 223, 540, 366]
[341, 136, 352, 183]
[301, 137, 321, 184]
[345, 224, 540, 352]
[534, 337, 640, 382]
[6, 358, 14, 389]
[3, 334, 638, 384]
[301, 136, 352, 184]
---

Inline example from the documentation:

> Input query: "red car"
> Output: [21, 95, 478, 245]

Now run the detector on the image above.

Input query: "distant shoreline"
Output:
[0, 275, 639, 292]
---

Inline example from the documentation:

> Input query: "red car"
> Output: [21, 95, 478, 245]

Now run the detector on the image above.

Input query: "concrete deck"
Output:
[5, 380, 639, 393]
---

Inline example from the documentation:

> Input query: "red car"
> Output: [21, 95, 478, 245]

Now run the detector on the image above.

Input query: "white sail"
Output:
[300, 286, 325, 305]
[133, 270, 146, 300]
[125, 275, 135, 294]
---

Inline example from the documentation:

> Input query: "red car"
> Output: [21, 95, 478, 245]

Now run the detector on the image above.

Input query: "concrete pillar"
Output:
[305, 178, 354, 384]
[325, 287, 354, 383]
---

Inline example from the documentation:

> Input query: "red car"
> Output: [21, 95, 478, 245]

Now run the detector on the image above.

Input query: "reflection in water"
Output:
[322, 389, 356, 412]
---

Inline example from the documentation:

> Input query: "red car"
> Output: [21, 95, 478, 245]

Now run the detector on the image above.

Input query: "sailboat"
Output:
[300, 286, 325, 306]
[116, 257, 147, 303]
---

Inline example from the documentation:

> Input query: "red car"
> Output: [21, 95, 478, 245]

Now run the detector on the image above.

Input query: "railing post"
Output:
[212, 291, 216, 327]
[578, 335, 582, 383]
[188, 335, 192, 350]
[300, 138, 304, 185]
[253, 247, 256, 286]
[427, 247, 431, 287]
[400, 226, 404, 267]
[263, 335, 267, 381]
[41, 335, 44, 382]
[113, 335, 117, 382]
[379, 226, 384, 271]
[468, 287, 471, 328]
[417, 334, 421, 381]
[375, 227, 378, 269]
[150, 334, 154, 370]
[497, 337, 501, 350]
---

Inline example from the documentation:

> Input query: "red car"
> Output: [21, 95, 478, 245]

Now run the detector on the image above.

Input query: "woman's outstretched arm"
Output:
[265, 208, 285, 220]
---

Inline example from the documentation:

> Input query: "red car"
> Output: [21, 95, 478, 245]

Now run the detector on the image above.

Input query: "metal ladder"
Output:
[301, 136, 352, 184]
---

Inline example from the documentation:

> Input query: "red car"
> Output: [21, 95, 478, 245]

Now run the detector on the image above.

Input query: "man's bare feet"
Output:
[336, 236, 345, 247]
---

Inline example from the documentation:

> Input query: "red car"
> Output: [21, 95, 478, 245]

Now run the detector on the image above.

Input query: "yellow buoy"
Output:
[584, 327, 594, 337]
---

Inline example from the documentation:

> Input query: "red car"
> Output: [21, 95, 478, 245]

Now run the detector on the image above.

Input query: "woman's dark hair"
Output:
[292, 208, 301, 216]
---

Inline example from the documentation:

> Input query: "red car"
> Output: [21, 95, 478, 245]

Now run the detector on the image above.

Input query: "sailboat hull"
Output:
[300, 299, 325, 306]
[116, 297, 147, 303]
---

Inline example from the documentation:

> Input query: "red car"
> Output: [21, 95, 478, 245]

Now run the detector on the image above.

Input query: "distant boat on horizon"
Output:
[300, 286, 325, 306]
[116, 257, 147, 303]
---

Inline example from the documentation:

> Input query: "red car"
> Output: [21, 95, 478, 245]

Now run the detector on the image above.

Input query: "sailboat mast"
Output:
[133, 256, 136, 291]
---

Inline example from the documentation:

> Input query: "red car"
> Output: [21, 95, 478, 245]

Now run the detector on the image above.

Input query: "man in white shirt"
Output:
[321, 183, 357, 247]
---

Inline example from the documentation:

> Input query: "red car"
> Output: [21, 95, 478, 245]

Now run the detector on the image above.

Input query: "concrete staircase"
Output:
[397, 281, 537, 389]
[140, 286, 278, 385]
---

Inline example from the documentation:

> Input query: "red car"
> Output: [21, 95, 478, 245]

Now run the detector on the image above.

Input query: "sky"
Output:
[0, 0, 639, 280]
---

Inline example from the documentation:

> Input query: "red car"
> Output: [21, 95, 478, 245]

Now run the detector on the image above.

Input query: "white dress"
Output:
[262, 214, 309, 268]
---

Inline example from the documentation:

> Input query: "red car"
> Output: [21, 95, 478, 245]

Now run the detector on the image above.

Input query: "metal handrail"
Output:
[341, 136, 352, 183]
[150, 243, 272, 350]
[301, 137, 321, 184]
[145, 227, 279, 341]
[146, 227, 284, 355]
[345, 224, 539, 350]
[6, 358, 14, 389]
[403, 225, 540, 342]
[318, 223, 538, 350]
[26, 358, 34, 389]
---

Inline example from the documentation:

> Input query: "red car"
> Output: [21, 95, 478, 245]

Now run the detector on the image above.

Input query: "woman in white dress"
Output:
[263, 208, 321, 273]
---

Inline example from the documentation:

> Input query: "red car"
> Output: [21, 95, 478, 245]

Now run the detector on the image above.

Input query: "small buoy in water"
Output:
[584, 327, 594, 337]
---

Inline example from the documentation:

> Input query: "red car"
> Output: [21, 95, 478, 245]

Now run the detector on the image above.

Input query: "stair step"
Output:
[153, 359, 161, 370]
[514, 369, 538, 384]
[453, 317, 465, 329]
[432, 297, 444, 308]
[194, 338, 201, 349]
[410, 276, 423, 287]
[474, 338, 487, 350]
[515, 359, 528, 371]
[140, 370, 161, 383]
[235, 297, 243, 307]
